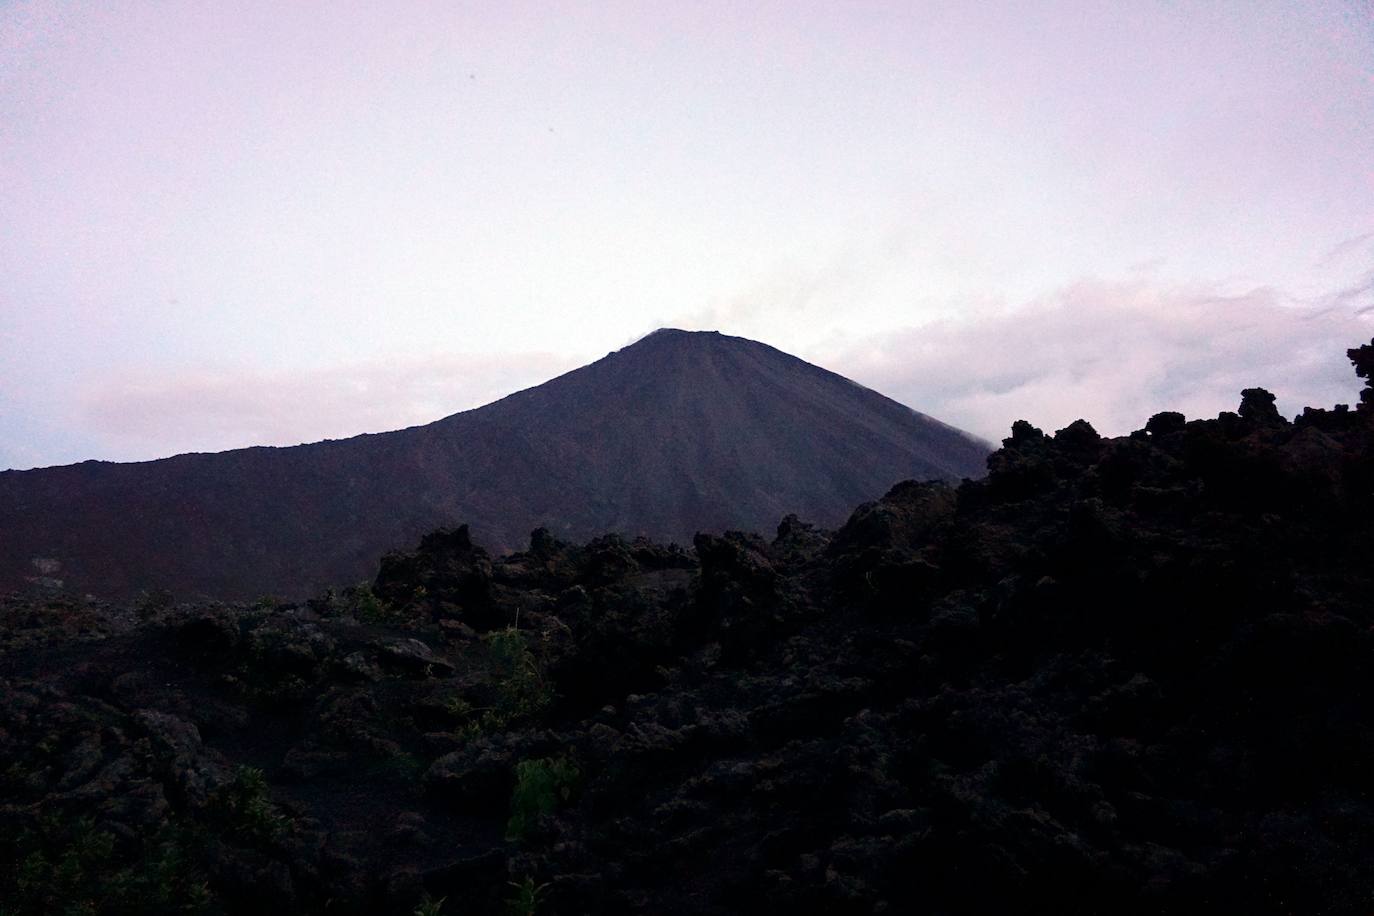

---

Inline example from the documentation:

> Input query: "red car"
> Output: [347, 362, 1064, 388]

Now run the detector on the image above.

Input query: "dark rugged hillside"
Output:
[0, 330, 989, 600]
[1, 341, 1372, 915]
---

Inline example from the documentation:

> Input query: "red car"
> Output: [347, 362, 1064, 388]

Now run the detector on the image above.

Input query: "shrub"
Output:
[213, 765, 286, 844]
[352, 583, 390, 622]
[488, 626, 551, 719]
[506, 755, 580, 841]
[455, 626, 553, 738]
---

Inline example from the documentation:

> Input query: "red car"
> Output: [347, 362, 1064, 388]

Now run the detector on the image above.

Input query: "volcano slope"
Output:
[0, 329, 989, 600]
[1, 341, 1372, 915]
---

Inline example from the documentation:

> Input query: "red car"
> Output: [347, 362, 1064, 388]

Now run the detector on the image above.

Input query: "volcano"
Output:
[0, 329, 989, 598]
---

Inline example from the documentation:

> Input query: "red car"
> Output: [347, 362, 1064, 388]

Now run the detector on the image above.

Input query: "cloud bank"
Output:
[73, 351, 578, 465]
[824, 280, 1374, 444]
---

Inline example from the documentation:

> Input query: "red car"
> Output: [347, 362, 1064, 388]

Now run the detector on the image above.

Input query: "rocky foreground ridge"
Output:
[1, 341, 1372, 914]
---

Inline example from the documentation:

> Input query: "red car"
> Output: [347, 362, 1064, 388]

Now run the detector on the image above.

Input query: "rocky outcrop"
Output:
[1350, 339, 1374, 408]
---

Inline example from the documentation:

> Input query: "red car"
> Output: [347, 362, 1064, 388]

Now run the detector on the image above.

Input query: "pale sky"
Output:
[3, 1, 1373, 470]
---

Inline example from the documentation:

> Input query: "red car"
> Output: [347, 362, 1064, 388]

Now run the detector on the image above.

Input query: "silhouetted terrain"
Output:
[0, 330, 989, 600]
[1, 340, 1372, 914]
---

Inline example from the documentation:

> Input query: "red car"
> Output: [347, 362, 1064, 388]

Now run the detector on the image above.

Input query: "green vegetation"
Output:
[4, 816, 210, 915]
[489, 626, 552, 718]
[506, 755, 580, 841]
[213, 765, 287, 844]
[414, 894, 447, 916]
[454, 626, 553, 738]
[506, 876, 551, 916]
[350, 583, 393, 622]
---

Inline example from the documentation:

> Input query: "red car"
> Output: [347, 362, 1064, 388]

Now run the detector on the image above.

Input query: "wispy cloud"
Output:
[1317, 229, 1374, 269]
[77, 350, 579, 462]
[821, 279, 1374, 443]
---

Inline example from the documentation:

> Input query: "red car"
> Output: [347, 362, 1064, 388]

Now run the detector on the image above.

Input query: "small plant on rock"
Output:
[506, 876, 550, 916]
[414, 893, 447, 916]
[352, 583, 389, 621]
[506, 755, 580, 841]
[457, 626, 553, 738]
[488, 626, 552, 719]
[214, 765, 286, 844]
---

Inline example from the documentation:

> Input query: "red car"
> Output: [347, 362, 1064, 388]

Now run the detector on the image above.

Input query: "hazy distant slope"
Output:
[0, 329, 989, 598]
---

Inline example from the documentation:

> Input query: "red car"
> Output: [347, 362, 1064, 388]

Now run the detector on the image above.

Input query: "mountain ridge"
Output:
[0, 329, 990, 599]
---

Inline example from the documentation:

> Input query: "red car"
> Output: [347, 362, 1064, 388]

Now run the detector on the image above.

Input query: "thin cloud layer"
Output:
[76, 351, 578, 464]
[824, 280, 1374, 445]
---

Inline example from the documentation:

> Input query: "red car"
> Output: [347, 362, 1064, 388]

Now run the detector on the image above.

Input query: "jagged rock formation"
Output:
[0, 330, 989, 600]
[0, 340, 1371, 914]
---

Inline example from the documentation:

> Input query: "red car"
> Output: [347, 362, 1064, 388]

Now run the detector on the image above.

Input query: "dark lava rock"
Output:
[376, 638, 454, 676]
[2, 339, 1374, 914]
